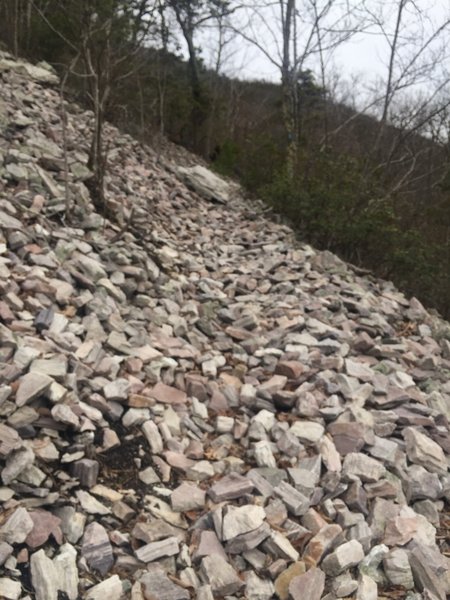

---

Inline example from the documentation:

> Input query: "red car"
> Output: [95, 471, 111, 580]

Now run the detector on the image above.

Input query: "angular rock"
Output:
[85, 575, 123, 600]
[81, 522, 114, 575]
[383, 548, 414, 589]
[15, 373, 53, 407]
[222, 505, 266, 541]
[322, 540, 365, 576]
[135, 536, 179, 562]
[30, 549, 59, 600]
[403, 427, 448, 475]
[288, 567, 325, 600]
[200, 555, 244, 595]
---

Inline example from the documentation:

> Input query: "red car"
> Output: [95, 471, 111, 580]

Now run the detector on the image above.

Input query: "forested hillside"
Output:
[1, 0, 450, 318]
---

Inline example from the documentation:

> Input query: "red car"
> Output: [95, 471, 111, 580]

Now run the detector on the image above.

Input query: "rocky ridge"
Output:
[0, 50, 449, 600]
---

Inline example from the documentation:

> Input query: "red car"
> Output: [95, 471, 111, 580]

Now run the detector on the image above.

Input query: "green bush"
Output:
[261, 150, 449, 316]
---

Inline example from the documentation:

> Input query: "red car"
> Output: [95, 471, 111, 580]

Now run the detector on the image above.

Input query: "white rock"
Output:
[30, 550, 59, 600]
[222, 505, 266, 540]
[0, 577, 21, 600]
[85, 575, 123, 600]
[254, 440, 276, 468]
[289, 421, 324, 444]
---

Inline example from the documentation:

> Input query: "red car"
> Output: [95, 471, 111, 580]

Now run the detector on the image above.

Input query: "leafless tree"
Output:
[229, 0, 365, 177]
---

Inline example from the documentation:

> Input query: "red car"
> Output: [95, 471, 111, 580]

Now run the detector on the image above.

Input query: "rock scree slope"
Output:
[0, 51, 449, 600]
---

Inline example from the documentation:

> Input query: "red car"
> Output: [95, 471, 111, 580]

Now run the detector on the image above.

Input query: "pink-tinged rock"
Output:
[25, 510, 63, 549]
[327, 422, 366, 455]
[171, 482, 205, 512]
[259, 375, 288, 393]
[15, 372, 53, 407]
[275, 361, 304, 379]
[288, 567, 325, 600]
[148, 382, 187, 405]
[319, 435, 342, 472]
[193, 530, 228, 563]
[303, 524, 344, 565]
[163, 451, 195, 470]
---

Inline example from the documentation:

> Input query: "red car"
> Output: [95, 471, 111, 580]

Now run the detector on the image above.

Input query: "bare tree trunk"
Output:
[281, 0, 297, 179]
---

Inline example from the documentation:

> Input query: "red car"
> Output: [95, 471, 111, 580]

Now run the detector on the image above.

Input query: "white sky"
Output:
[197, 0, 450, 111]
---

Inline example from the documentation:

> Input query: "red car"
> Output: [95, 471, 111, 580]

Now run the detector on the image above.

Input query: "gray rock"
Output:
[15, 373, 53, 407]
[274, 481, 310, 516]
[383, 548, 414, 589]
[208, 472, 254, 502]
[177, 165, 231, 203]
[135, 536, 179, 562]
[403, 428, 448, 475]
[222, 505, 266, 540]
[0, 507, 34, 544]
[140, 565, 190, 600]
[322, 540, 365, 576]
[171, 482, 205, 511]
[200, 555, 244, 596]
[81, 522, 114, 575]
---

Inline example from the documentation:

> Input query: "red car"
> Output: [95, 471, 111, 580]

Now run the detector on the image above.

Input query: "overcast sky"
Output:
[197, 0, 450, 107]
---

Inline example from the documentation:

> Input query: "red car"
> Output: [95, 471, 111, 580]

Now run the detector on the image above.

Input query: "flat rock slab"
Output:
[15, 372, 53, 406]
[177, 165, 231, 204]
[148, 382, 187, 405]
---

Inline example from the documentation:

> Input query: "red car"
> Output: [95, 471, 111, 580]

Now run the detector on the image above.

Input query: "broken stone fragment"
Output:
[221, 504, 266, 541]
[342, 452, 385, 482]
[199, 555, 244, 596]
[289, 421, 325, 444]
[140, 565, 190, 600]
[71, 458, 99, 488]
[54, 543, 79, 600]
[254, 440, 277, 468]
[148, 382, 187, 404]
[0, 507, 34, 544]
[15, 372, 53, 407]
[321, 540, 365, 576]
[383, 548, 414, 589]
[85, 575, 123, 600]
[356, 574, 378, 600]
[0, 424, 22, 458]
[135, 536, 179, 562]
[403, 427, 448, 475]
[303, 524, 344, 565]
[407, 542, 448, 600]
[274, 481, 310, 516]
[0, 578, 21, 600]
[226, 522, 271, 554]
[208, 472, 254, 502]
[171, 482, 205, 512]
[30, 549, 59, 600]
[25, 510, 63, 548]
[288, 567, 325, 600]
[81, 522, 114, 575]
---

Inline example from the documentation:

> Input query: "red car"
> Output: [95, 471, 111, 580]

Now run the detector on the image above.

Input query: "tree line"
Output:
[1, 0, 450, 319]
